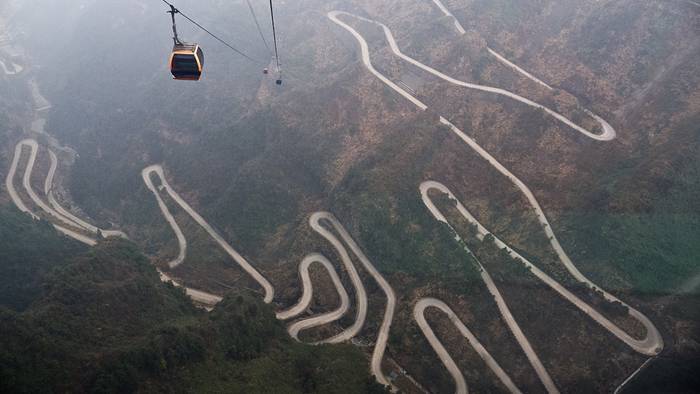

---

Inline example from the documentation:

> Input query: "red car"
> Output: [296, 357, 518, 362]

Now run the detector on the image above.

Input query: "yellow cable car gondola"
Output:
[166, 4, 204, 81]
[170, 43, 204, 81]
[161, 0, 283, 85]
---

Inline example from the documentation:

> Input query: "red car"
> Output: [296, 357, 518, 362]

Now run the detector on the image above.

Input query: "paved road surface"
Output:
[421, 182, 558, 393]
[328, 11, 661, 354]
[486, 48, 553, 90]
[415, 298, 522, 394]
[142, 165, 188, 268]
[429, 0, 466, 34]
[328, 9, 662, 392]
[6, 141, 37, 217]
[6, 139, 97, 246]
[0, 58, 22, 75]
[141, 169, 397, 386]
[158, 270, 222, 308]
[279, 253, 350, 341]
[421, 181, 662, 353]
[311, 212, 397, 387]
[329, 11, 615, 141]
[429, 0, 553, 90]
[142, 165, 275, 303]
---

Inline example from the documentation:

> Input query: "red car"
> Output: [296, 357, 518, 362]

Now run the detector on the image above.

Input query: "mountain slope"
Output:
[0, 211, 385, 393]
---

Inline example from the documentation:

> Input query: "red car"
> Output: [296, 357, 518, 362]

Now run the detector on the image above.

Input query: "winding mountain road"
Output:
[19, 139, 79, 228]
[328, 8, 662, 393]
[329, 11, 615, 142]
[414, 298, 521, 394]
[421, 181, 662, 355]
[421, 182, 558, 394]
[311, 212, 396, 387]
[143, 165, 392, 384]
[421, 181, 665, 393]
[304, 212, 369, 343]
[140, 170, 396, 386]
[430, 0, 553, 91]
[6, 139, 97, 246]
[142, 165, 275, 303]
[2, 4, 665, 392]
[5, 139, 221, 309]
[6, 139, 126, 245]
[278, 253, 350, 341]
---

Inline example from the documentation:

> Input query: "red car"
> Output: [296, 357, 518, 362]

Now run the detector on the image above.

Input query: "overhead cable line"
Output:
[268, 0, 281, 73]
[160, 0, 264, 65]
[245, 0, 271, 54]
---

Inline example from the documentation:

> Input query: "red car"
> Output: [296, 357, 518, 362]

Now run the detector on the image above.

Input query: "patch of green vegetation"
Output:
[327, 116, 483, 290]
[561, 142, 700, 294]
[471, 234, 532, 281]
[562, 211, 700, 294]
[623, 357, 700, 394]
[0, 207, 86, 311]
[472, 0, 528, 27]
[0, 216, 386, 393]
[350, 191, 481, 290]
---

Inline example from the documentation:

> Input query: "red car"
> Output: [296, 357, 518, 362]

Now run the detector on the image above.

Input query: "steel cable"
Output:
[245, 0, 271, 55]
[160, 0, 264, 65]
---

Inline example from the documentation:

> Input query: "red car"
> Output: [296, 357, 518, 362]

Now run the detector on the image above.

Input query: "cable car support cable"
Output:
[245, 0, 271, 55]
[268, 0, 282, 78]
[160, 0, 264, 65]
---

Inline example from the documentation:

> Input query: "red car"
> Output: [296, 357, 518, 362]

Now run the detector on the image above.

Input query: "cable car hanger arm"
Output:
[167, 4, 181, 45]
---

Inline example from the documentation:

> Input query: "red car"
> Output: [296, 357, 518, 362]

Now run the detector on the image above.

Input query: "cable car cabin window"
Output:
[170, 49, 202, 81]
[172, 54, 199, 72]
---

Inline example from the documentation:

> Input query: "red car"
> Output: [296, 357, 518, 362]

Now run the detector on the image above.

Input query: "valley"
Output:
[1, 0, 699, 393]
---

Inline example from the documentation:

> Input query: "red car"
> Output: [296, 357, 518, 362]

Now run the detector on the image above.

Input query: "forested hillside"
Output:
[0, 207, 86, 310]
[0, 210, 384, 393]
